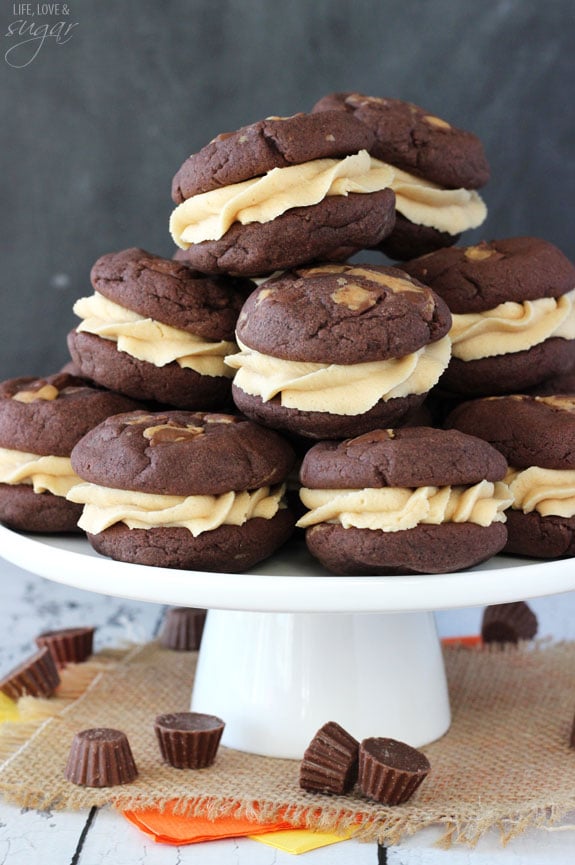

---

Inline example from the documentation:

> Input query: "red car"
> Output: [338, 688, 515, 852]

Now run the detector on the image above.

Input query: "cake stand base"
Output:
[191, 609, 451, 759]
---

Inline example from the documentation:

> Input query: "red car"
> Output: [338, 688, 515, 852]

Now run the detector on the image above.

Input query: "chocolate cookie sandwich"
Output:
[169, 111, 396, 275]
[312, 93, 489, 259]
[0, 373, 139, 533]
[68, 248, 253, 410]
[403, 237, 575, 397]
[447, 394, 575, 558]
[226, 263, 452, 439]
[297, 426, 512, 574]
[67, 410, 296, 571]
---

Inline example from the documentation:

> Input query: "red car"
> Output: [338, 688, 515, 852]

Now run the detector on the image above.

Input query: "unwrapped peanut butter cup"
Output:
[159, 607, 207, 651]
[481, 601, 538, 645]
[154, 711, 225, 769]
[35, 626, 96, 668]
[358, 737, 430, 805]
[299, 720, 359, 794]
[0, 646, 60, 699]
[65, 728, 138, 787]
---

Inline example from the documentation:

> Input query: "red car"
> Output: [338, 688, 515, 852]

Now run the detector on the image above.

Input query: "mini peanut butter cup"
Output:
[299, 721, 359, 794]
[481, 601, 538, 645]
[0, 646, 60, 700]
[154, 711, 225, 769]
[159, 607, 207, 651]
[35, 626, 96, 668]
[358, 737, 430, 805]
[65, 728, 138, 787]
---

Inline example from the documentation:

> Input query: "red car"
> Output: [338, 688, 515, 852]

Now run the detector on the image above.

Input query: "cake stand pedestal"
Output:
[1, 525, 574, 759]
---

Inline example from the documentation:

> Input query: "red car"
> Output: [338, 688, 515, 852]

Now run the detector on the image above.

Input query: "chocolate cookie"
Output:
[68, 410, 296, 571]
[0, 374, 140, 533]
[446, 394, 575, 558]
[403, 238, 575, 397]
[68, 248, 253, 410]
[297, 426, 511, 574]
[169, 111, 397, 276]
[312, 93, 489, 259]
[227, 263, 452, 439]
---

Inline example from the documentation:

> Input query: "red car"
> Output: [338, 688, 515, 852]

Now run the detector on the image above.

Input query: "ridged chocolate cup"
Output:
[35, 626, 96, 668]
[299, 721, 359, 794]
[154, 711, 225, 769]
[0, 646, 60, 699]
[65, 728, 138, 787]
[159, 608, 207, 651]
[481, 601, 538, 645]
[358, 737, 430, 805]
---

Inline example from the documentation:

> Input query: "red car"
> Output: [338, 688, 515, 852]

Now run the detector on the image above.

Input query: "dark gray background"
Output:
[1, 0, 574, 378]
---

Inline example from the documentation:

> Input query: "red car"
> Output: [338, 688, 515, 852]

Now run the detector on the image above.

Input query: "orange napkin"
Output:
[441, 635, 482, 648]
[124, 801, 355, 852]
[123, 801, 301, 846]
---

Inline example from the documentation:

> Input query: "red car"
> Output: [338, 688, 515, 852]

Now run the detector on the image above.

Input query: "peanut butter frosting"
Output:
[225, 335, 451, 415]
[450, 288, 575, 361]
[0, 447, 80, 497]
[297, 481, 512, 532]
[506, 466, 575, 518]
[73, 293, 236, 377]
[169, 150, 486, 248]
[66, 483, 286, 536]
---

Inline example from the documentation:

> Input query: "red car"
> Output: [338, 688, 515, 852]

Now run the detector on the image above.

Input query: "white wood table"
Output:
[0, 554, 574, 864]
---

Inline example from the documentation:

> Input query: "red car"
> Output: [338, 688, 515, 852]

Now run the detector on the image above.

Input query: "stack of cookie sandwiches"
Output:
[3, 93, 574, 574]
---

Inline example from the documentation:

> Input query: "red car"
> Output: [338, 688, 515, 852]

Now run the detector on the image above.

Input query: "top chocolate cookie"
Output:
[299, 426, 507, 489]
[402, 237, 575, 313]
[91, 247, 252, 339]
[311, 93, 490, 189]
[0, 373, 141, 456]
[235, 263, 451, 364]
[70, 410, 296, 496]
[446, 394, 575, 469]
[171, 111, 375, 202]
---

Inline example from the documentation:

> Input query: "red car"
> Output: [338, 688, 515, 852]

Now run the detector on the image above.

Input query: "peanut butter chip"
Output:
[535, 396, 575, 412]
[143, 423, 205, 445]
[464, 244, 495, 262]
[205, 414, 237, 424]
[13, 384, 59, 403]
[331, 284, 377, 312]
[256, 287, 277, 304]
[424, 114, 451, 130]
[349, 268, 425, 295]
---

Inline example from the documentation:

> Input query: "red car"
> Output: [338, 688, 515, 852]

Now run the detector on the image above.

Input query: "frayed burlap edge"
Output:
[1, 640, 575, 848]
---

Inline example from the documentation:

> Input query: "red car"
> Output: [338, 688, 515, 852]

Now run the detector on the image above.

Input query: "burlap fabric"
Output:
[1, 639, 575, 847]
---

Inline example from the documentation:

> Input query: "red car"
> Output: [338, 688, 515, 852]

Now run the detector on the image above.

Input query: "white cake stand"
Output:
[1, 523, 574, 760]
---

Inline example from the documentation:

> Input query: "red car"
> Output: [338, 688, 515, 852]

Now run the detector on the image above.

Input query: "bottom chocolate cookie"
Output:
[232, 387, 426, 441]
[86, 510, 295, 572]
[440, 337, 575, 397]
[504, 509, 575, 559]
[375, 213, 459, 262]
[0, 483, 83, 533]
[68, 331, 234, 411]
[305, 522, 508, 575]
